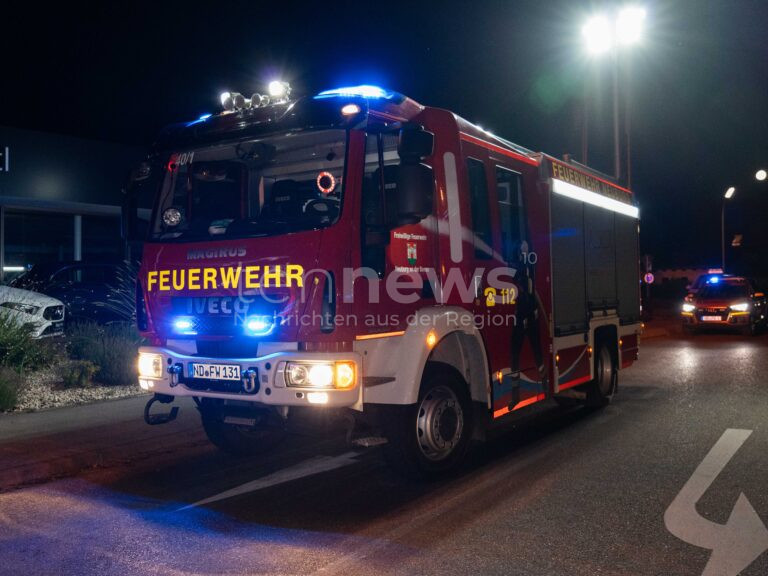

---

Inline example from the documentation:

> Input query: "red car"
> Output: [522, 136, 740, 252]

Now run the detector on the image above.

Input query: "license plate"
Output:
[702, 315, 722, 322]
[190, 363, 241, 381]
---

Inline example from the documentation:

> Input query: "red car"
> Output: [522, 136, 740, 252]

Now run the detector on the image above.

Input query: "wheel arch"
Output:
[359, 306, 490, 406]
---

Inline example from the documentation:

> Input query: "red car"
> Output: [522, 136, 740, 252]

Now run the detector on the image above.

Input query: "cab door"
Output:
[459, 143, 517, 412]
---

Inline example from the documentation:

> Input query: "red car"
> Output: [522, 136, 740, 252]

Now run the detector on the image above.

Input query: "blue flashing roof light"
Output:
[708, 275, 720, 284]
[315, 85, 393, 100]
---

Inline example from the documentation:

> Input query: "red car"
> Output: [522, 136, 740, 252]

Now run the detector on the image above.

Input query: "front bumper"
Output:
[137, 346, 362, 408]
[681, 310, 751, 328]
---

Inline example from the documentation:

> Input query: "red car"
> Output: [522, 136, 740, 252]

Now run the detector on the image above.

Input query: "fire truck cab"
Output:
[127, 84, 641, 476]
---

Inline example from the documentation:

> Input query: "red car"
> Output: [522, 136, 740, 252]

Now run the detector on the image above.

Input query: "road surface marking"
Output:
[664, 428, 768, 576]
[178, 451, 359, 510]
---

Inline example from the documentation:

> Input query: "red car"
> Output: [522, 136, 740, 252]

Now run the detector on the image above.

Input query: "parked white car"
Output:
[0, 286, 65, 338]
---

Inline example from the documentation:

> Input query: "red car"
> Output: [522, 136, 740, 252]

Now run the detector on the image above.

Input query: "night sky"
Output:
[1, 0, 766, 270]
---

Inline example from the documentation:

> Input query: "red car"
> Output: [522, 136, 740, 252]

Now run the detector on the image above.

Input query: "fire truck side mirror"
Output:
[398, 125, 434, 161]
[394, 163, 434, 226]
[392, 125, 435, 226]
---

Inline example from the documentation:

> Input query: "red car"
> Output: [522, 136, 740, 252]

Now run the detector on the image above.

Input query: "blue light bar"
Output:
[315, 85, 393, 100]
[244, 315, 275, 337]
[708, 276, 720, 284]
[173, 316, 197, 335]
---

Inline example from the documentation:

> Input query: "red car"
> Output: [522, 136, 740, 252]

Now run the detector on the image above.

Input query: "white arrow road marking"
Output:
[179, 451, 360, 511]
[664, 429, 768, 576]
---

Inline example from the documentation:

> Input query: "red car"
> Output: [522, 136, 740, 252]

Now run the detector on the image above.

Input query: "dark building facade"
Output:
[0, 126, 145, 282]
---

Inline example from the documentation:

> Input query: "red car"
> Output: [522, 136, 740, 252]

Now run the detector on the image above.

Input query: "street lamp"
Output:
[722, 187, 735, 271]
[582, 6, 646, 183]
[756, 169, 767, 182]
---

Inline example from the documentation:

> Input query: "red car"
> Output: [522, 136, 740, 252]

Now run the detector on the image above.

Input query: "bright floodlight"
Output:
[268, 80, 289, 98]
[616, 6, 646, 45]
[756, 169, 767, 181]
[724, 186, 736, 199]
[220, 91, 235, 111]
[583, 14, 614, 55]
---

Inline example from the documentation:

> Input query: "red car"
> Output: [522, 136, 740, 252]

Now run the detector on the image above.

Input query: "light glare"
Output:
[616, 6, 646, 45]
[724, 186, 735, 199]
[138, 353, 163, 379]
[583, 15, 614, 55]
[268, 80, 289, 98]
[308, 364, 334, 388]
[552, 178, 639, 218]
[756, 169, 767, 181]
[307, 392, 329, 405]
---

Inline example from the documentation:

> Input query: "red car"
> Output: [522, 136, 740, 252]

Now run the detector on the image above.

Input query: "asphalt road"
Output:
[1, 330, 767, 576]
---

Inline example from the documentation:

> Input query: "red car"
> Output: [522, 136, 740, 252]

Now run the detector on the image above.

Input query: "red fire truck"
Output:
[125, 83, 641, 476]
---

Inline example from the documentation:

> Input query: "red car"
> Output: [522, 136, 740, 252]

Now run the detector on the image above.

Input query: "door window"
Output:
[495, 166, 525, 265]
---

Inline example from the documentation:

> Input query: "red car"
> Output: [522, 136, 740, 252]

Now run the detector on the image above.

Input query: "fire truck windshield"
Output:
[150, 129, 347, 241]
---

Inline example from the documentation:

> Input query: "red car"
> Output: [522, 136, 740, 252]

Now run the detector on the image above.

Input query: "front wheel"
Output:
[383, 362, 473, 478]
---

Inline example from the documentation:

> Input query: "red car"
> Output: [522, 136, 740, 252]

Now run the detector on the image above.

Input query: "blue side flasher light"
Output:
[708, 275, 720, 284]
[244, 315, 275, 337]
[185, 113, 213, 127]
[173, 316, 197, 335]
[315, 85, 393, 100]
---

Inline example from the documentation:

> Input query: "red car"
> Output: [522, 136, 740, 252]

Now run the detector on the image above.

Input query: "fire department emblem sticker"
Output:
[407, 242, 417, 266]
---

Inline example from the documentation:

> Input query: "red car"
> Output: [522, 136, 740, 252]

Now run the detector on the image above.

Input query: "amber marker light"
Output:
[426, 330, 438, 349]
[335, 362, 356, 390]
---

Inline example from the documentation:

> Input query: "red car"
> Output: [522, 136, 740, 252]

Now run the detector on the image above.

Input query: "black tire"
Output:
[586, 340, 617, 408]
[682, 323, 697, 335]
[382, 362, 473, 479]
[200, 404, 286, 456]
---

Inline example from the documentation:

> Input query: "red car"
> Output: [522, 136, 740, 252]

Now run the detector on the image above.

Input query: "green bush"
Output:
[0, 367, 20, 411]
[61, 360, 99, 389]
[0, 313, 60, 371]
[67, 321, 142, 386]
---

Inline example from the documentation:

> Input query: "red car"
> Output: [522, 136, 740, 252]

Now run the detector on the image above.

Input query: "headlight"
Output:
[285, 361, 356, 389]
[730, 302, 750, 312]
[682, 303, 696, 313]
[138, 353, 163, 379]
[1, 302, 40, 315]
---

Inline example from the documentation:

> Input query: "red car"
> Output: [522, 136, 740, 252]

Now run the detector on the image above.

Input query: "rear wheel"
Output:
[199, 402, 286, 456]
[586, 341, 617, 407]
[383, 362, 473, 478]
